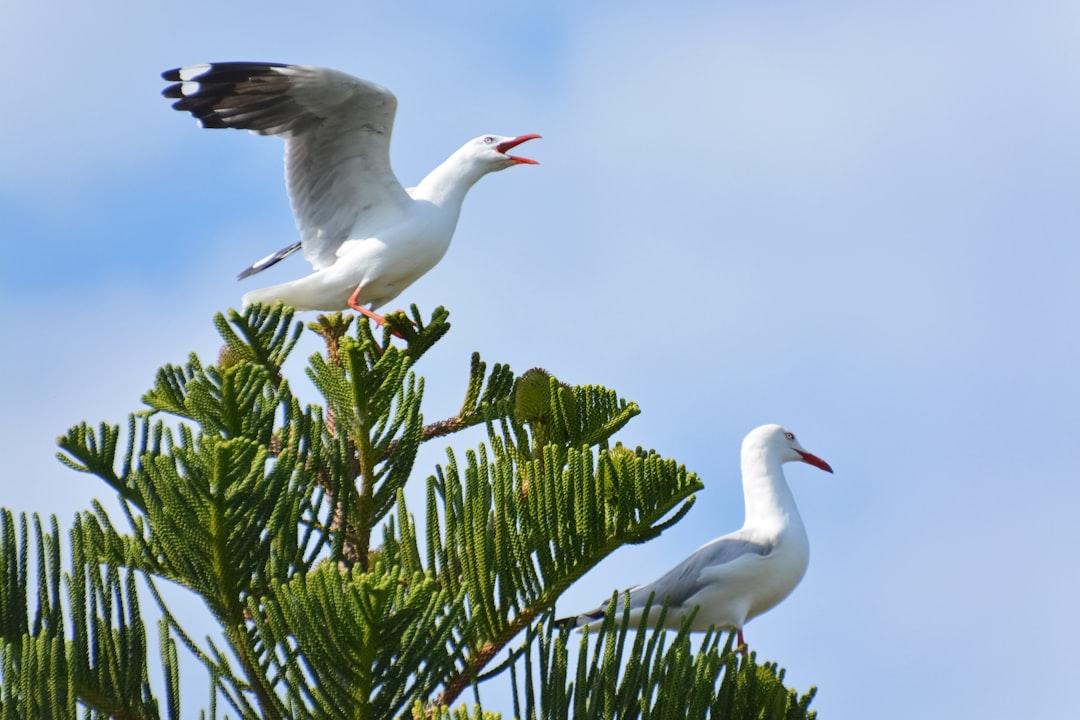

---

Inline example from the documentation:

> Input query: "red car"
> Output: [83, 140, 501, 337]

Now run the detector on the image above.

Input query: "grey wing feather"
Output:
[562, 535, 772, 627]
[163, 63, 413, 270]
[621, 535, 772, 612]
[559, 534, 773, 627]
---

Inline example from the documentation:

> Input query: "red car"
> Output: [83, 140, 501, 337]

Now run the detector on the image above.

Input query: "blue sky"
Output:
[3, 0, 1079, 716]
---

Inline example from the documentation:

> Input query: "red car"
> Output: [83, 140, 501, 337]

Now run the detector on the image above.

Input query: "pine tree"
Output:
[0, 305, 817, 719]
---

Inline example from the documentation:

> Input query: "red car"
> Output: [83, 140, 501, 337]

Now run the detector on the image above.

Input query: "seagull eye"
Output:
[784, 432, 795, 441]
[484, 136, 495, 144]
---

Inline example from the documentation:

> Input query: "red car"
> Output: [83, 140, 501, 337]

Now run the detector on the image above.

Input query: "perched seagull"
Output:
[162, 62, 540, 324]
[560, 424, 833, 653]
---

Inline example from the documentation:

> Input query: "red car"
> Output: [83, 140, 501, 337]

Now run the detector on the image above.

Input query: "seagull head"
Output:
[468, 133, 541, 169]
[748, 424, 834, 474]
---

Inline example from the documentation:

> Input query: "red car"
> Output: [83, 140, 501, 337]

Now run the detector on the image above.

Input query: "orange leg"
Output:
[348, 285, 388, 326]
[736, 629, 748, 657]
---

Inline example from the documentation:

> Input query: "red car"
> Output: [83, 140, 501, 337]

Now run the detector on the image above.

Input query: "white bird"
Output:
[162, 62, 540, 325]
[561, 424, 833, 653]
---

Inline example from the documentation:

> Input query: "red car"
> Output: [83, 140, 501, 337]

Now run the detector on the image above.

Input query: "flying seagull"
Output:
[560, 424, 833, 653]
[162, 62, 540, 325]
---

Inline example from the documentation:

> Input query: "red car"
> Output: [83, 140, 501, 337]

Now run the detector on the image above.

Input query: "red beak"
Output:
[796, 450, 833, 474]
[496, 134, 541, 164]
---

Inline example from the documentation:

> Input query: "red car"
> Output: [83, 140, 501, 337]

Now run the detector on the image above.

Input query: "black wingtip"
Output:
[553, 615, 579, 630]
[237, 241, 303, 281]
[161, 62, 301, 129]
[554, 608, 605, 630]
[162, 61, 292, 86]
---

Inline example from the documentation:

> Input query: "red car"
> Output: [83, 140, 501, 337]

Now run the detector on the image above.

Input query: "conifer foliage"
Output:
[0, 305, 817, 718]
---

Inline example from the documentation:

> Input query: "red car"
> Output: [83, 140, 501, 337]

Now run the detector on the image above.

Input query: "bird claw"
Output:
[347, 287, 403, 337]
[380, 309, 419, 338]
[387, 309, 416, 326]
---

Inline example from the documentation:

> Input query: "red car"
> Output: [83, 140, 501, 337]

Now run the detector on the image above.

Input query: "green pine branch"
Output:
[0, 305, 817, 719]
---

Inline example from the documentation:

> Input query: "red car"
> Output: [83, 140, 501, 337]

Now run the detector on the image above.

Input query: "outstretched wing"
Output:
[163, 62, 413, 271]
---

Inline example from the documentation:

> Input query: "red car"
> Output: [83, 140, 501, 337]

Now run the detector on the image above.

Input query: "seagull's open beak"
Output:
[796, 450, 833, 474]
[496, 134, 541, 164]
